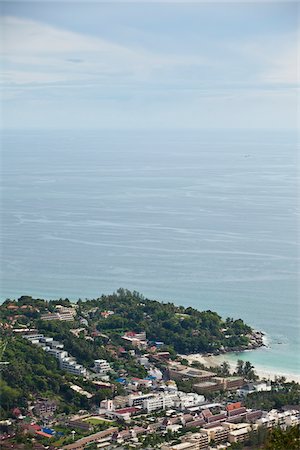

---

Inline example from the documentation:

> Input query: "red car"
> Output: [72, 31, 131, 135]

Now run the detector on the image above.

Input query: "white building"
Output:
[174, 392, 205, 410]
[128, 393, 154, 407]
[23, 333, 88, 378]
[257, 409, 300, 430]
[238, 381, 271, 396]
[46, 348, 68, 359]
[148, 367, 163, 381]
[100, 399, 114, 412]
[143, 393, 177, 413]
[59, 356, 87, 377]
[138, 356, 150, 367]
[94, 359, 111, 375]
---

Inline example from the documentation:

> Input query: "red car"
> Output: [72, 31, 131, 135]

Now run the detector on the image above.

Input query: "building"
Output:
[121, 331, 148, 349]
[222, 377, 244, 391]
[168, 364, 215, 383]
[67, 420, 93, 431]
[33, 398, 57, 417]
[182, 432, 210, 449]
[228, 424, 251, 444]
[201, 425, 228, 444]
[100, 399, 114, 412]
[257, 409, 300, 430]
[107, 407, 140, 421]
[238, 381, 272, 396]
[193, 377, 244, 394]
[143, 393, 177, 412]
[173, 392, 205, 409]
[39, 305, 76, 322]
[62, 427, 118, 450]
[162, 442, 199, 450]
[23, 333, 88, 377]
[59, 356, 87, 377]
[94, 359, 111, 375]
[193, 381, 221, 394]
[128, 393, 154, 407]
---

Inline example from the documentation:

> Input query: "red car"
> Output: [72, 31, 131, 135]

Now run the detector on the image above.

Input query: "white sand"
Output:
[182, 353, 300, 383]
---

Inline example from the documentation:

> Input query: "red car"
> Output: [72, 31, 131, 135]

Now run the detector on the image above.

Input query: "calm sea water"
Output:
[1, 130, 299, 375]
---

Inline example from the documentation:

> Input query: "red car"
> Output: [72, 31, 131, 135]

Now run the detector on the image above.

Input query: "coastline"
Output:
[183, 352, 300, 384]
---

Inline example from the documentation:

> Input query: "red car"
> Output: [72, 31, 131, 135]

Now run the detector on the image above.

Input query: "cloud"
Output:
[261, 47, 299, 85]
[1, 16, 207, 86]
[228, 32, 299, 86]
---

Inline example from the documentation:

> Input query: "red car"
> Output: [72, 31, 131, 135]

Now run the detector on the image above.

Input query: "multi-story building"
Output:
[228, 424, 251, 444]
[23, 333, 88, 377]
[40, 306, 76, 322]
[182, 432, 210, 450]
[194, 377, 244, 394]
[257, 409, 300, 430]
[238, 381, 271, 396]
[59, 355, 87, 376]
[94, 359, 111, 375]
[143, 393, 177, 412]
[193, 381, 221, 394]
[222, 377, 245, 390]
[162, 442, 199, 450]
[128, 393, 154, 408]
[33, 398, 57, 417]
[201, 425, 229, 444]
[174, 392, 205, 409]
[168, 364, 214, 383]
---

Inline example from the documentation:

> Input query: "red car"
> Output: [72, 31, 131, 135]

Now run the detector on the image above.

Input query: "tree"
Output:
[219, 361, 230, 377]
[236, 359, 244, 376]
[243, 361, 258, 380]
[264, 426, 300, 450]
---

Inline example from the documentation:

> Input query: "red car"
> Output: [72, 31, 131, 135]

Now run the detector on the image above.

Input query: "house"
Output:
[99, 399, 114, 412]
[121, 331, 148, 349]
[33, 398, 57, 417]
[107, 407, 140, 421]
[238, 381, 271, 396]
[101, 311, 114, 319]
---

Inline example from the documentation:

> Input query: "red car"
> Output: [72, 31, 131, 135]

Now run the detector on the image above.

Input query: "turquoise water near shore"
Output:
[1, 130, 299, 375]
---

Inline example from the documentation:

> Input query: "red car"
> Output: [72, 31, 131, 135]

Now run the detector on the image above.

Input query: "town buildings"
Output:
[23, 334, 87, 377]
[40, 305, 76, 322]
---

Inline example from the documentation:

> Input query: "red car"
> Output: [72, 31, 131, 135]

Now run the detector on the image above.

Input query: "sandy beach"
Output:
[183, 353, 300, 384]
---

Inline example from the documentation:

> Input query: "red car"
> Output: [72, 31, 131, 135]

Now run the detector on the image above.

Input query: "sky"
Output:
[0, 1, 299, 130]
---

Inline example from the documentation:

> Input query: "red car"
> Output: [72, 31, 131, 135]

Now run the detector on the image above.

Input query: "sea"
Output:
[1, 129, 299, 376]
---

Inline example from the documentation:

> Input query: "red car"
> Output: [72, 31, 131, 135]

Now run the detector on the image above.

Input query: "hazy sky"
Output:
[1, 1, 299, 130]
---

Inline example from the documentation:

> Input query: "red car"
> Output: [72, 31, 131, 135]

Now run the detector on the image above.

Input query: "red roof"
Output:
[30, 424, 41, 431]
[202, 409, 212, 418]
[115, 407, 139, 415]
[35, 430, 52, 438]
[227, 402, 242, 411]
[125, 331, 136, 337]
[12, 408, 21, 417]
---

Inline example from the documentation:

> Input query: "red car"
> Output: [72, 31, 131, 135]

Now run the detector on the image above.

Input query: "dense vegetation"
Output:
[245, 382, 300, 411]
[0, 289, 264, 420]
[0, 334, 114, 419]
[82, 288, 252, 353]
[264, 425, 300, 450]
[36, 320, 113, 366]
